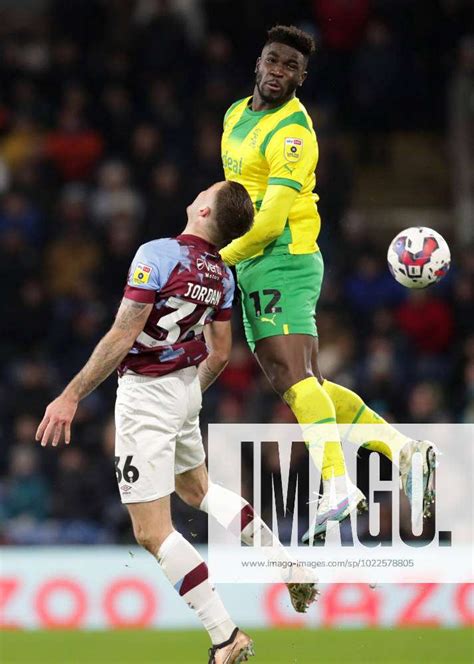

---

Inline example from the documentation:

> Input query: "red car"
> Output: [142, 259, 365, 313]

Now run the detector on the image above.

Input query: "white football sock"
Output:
[200, 482, 293, 562]
[157, 530, 235, 644]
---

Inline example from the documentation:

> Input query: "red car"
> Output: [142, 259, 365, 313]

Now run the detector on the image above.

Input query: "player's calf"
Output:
[128, 497, 174, 554]
[175, 463, 209, 509]
[128, 500, 239, 651]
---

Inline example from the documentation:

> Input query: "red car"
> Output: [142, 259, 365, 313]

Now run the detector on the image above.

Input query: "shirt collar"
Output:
[176, 233, 219, 255]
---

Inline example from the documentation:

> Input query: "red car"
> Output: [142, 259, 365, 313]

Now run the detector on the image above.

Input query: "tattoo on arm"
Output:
[63, 299, 151, 401]
[114, 300, 150, 331]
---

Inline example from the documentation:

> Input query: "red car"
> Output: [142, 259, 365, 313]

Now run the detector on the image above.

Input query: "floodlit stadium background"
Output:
[0, 0, 472, 661]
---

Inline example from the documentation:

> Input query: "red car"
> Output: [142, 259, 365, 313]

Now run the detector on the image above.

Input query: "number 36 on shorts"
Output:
[114, 455, 140, 484]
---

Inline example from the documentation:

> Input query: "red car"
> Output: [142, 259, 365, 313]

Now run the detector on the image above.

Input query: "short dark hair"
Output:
[265, 25, 316, 60]
[212, 181, 254, 249]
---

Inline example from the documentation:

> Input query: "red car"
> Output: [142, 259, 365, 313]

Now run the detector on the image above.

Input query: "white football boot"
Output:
[399, 440, 437, 519]
[302, 482, 367, 544]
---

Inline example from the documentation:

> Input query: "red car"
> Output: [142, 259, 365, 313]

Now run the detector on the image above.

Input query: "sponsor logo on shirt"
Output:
[249, 127, 262, 149]
[132, 263, 152, 285]
[284, 137, 303, 162]
[222, 151, 243, 175]
[196, 257, 222, 276]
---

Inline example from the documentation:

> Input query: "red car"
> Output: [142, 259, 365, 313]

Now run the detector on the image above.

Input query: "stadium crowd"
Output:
[0, 0, 473, 545]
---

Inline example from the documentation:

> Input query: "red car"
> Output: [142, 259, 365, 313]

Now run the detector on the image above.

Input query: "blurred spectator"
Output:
[0, 190, 42, 245]
[344, 253, 406, 323]
[6, 361, 56, 423]
[315, 131, 353, 251]
[219, 342, 257, 396]
[65, 302, 107, 377]
[44, 187, 101, 296]
[97, 85, 134, 156]
[407, 381, 449, 423]
[44, 109, 104, 181]
[395, 290, 454, 355]
[0, 229, 41, 361]
[136, 0, 193, 78]
[198, 33, 240, 116]
[45, 38, 83, 98]
[318, 328, 357, 387]
[311, 0, 369, 118]
[129, 123, 163, 190]
[99, 212, 140, 306]
[145, 162, 185, 238]
[145, 80, 185, 143]
[355, 334, 407, 417]
[190, 120, 223, 192]
[0, 159, 10, 194]
[450, 334, 474, 422]
[8, 80, 49, 124]
[0, 113, 42, 173]
[9, 279, 52, 355]
[91, 160, 143, 226]
[50, 447, 109, 543]
[352, 19, 402, 160]
[460, 361, 474, 423]
[313, 0, 369, 52]
[0, 444, 50, 538]
[215, 393, 246, 424]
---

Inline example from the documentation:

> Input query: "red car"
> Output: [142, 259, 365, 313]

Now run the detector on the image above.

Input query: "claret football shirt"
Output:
[118, 234, 234, 377]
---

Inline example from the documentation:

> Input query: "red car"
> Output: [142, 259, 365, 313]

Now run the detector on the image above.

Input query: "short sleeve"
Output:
[214, 267, 235, 321]
[262, 121, 317, 192]
[124, 243, 162, 304]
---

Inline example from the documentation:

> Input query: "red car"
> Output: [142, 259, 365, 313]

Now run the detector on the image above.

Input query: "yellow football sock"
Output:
[322, 380, 409, 461]
[283, 377, 347, 480]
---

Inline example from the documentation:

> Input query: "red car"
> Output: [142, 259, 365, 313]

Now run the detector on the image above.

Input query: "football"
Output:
[387, 227, 451, 288]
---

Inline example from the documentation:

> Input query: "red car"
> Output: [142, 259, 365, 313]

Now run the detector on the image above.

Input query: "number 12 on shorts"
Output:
[249, 289, 282, 317]
[115, 455, 140, 484]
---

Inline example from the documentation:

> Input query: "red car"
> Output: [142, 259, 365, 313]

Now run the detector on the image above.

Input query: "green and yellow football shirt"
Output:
[221, 95, 320, 261]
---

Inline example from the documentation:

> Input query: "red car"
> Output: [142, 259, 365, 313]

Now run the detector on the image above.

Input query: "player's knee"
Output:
[271, 365, 313, 397]
[133, 523, 167, 555]
[176, 483, 206, 509]
[175, 469, 208, 508]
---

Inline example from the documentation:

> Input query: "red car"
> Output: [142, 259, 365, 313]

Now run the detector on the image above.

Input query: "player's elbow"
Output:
[265, 219, 287, 243]
[208, 349, 230, 374]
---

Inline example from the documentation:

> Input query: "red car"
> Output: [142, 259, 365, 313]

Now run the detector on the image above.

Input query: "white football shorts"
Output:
[114, 367, 205, 503]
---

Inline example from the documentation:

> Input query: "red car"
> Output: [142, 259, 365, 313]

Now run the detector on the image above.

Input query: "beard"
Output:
[255, 70, 298, 104]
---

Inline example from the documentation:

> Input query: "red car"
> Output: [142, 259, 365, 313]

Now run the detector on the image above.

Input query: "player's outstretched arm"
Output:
[220, 184, 298, 265]
[35, 298, 153, 447]
[198, 320, 232, 392]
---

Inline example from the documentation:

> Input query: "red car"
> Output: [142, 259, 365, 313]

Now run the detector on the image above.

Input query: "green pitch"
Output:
[1, 628, 472, 663]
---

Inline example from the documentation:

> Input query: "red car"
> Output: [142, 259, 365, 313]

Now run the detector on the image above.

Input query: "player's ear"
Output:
[299, 70, 307, 86]
[255, 57, 261, 73]
[199, 206, 211, 219]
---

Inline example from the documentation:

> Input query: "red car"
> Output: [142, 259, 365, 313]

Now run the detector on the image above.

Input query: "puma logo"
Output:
[260, 315, 276, 326]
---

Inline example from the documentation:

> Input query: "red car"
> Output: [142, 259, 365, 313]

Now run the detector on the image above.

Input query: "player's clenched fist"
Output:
[35, 394, 78, 447]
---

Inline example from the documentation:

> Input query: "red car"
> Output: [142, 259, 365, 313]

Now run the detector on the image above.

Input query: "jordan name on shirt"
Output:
[183, 281, 222, 306]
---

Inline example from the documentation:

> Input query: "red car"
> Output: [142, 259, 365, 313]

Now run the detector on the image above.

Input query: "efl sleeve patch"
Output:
[284, 137, 303, 162]
[132, 263, 153, 285]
